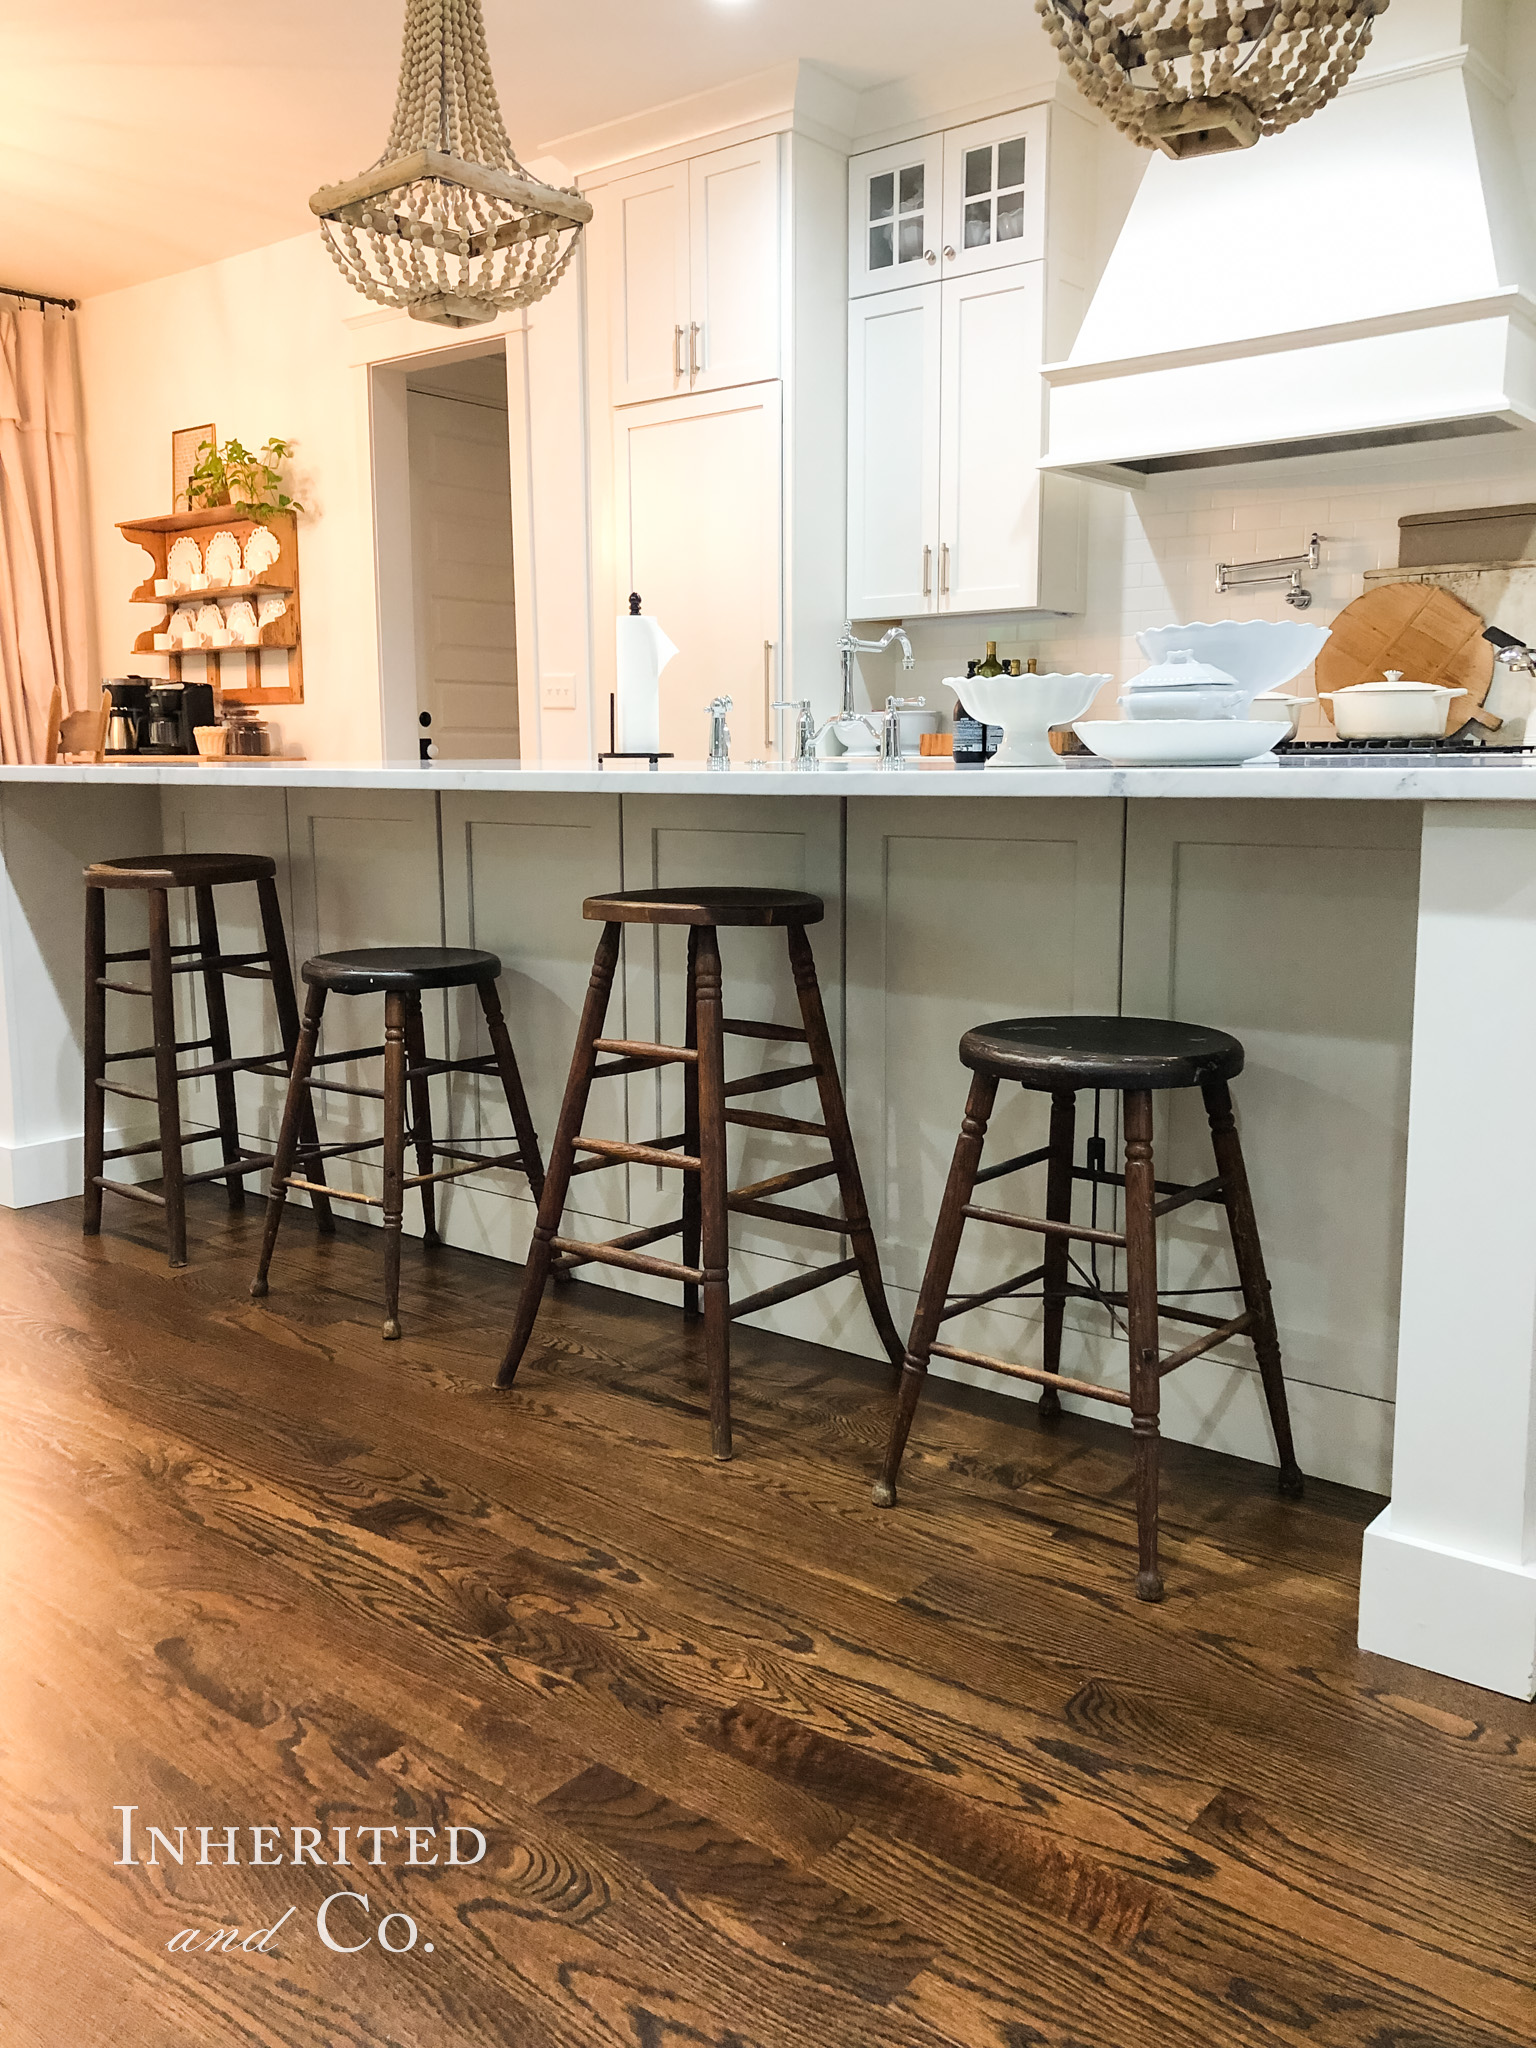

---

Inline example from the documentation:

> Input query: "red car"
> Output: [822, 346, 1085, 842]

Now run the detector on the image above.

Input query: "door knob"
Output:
[943, 245, 956, 261]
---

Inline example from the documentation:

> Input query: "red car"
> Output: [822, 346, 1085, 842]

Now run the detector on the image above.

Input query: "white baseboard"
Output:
[1359, 1508, 1536, 1700]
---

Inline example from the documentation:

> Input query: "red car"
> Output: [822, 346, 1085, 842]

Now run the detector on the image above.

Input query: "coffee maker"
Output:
[140, 680, 217, 754]
[105, 677, 151, 754]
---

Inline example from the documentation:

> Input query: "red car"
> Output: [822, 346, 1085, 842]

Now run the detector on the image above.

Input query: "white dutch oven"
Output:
[1317, 670, 1466, 739]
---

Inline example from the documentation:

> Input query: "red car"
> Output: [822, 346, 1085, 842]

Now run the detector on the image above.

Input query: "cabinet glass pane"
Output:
[964, 146, 993, 198]
[997, 136, 1027, 191]
[869, 222, 894, 269]
[964, 199, 991, 249]
[869, 172, 894, 222]
[996, 189, 1025, 241]
[899, 164, 925, 212]
[898, 216, 924, 263]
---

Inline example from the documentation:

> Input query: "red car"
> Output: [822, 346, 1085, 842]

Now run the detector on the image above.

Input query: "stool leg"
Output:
[403, 993, 439, 1248]
[251, 981, 326, 1299]
[476, 978, 546, 1202]
[681, 927, 702, 1320]
[695, 924, 732, 1459]
[256, 874, 334, 1235]
[874, 1069, 998, 1508]
[1203, 1078, 1304, 1500]
[1039, 1087, 1077, 1424]
[1123, 1088, 1163, 1603]
[497, 921, 621, 1390]
[193, 884, 244, 1209]
[147, 889, 188, 1268]
[789, 922, 904, 1369]
[82, 886, 106, 1236]
[382, 990, 408, 1340]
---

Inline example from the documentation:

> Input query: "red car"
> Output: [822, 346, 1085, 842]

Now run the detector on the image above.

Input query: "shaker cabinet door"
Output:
[938, 264, 1047, 614]
[847, 286, 941, 621]
[940, 106, 1047, 279]
[603, 161, 692, 406]
[689, 137, 781, 393]
[848, 133, 945, 298]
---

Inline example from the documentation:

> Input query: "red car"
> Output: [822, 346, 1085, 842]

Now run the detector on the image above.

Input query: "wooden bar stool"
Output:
[496, 886, 904, 1458]
[251, 946, 545, 1339]
[83, 852, 333, 1268]
[874, 1015, 1303, 1601]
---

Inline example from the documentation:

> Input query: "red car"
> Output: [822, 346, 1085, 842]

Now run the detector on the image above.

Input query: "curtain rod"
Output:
[0, 286, 77, 311]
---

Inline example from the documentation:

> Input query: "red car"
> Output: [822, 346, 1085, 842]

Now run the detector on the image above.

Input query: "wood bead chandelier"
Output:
[1034, 2, 1390, 160]
[309, 0, 592, 328]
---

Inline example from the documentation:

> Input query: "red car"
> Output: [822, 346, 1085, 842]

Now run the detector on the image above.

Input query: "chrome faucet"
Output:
[771, 696, 820, 767]
[706, 694, 732, 769]
[837, 621, 915, 722]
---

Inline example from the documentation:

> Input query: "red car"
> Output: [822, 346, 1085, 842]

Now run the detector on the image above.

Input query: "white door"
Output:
[689, 137, 781, 392]
[848, 133, 945, 298]
[601, 160, 692, 405]
[847, 285, 941, 620]
[938, 263, 1046, 615]
[614, 385, 783, 761]
[940, 107, 1048, 280]
[407, 390, 519, 759]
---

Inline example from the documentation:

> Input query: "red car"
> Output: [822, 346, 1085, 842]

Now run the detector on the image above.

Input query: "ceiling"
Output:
[0, 1, 1050, 302]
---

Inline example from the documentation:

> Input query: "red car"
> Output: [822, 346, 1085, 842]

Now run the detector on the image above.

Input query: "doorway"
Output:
[402, 349, 519, 760]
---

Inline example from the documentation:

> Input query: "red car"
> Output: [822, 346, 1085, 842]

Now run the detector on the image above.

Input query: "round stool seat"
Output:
[85, 851, 276, 891]
[302, 946, 502, 995]
[960, 1014, 1244, 1092]
[582, 885, 825, 928]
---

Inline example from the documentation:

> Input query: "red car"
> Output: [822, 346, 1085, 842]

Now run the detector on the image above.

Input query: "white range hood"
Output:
[1043, 0, 1536, 485]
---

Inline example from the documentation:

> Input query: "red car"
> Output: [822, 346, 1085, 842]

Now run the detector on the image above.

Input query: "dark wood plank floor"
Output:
[2, 1193, 1531, 2048]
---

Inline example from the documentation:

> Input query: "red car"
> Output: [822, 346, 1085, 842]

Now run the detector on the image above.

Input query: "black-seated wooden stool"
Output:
[496, 886, 904, 1458]
[251, 947, 545, 1339]
[83, 852, 333, 1268]
[874, 1015, 1302, 1601]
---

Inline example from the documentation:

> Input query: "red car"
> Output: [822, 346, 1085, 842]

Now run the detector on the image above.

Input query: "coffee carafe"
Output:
[105, 677, 151, 754]
[145, 685, 184, 753]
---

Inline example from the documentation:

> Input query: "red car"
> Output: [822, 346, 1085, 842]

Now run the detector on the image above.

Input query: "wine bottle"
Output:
[975, 640, 1004, 677]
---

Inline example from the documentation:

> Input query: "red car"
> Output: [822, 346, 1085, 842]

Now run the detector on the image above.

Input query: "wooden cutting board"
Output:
[1315, 581, 1496, 733]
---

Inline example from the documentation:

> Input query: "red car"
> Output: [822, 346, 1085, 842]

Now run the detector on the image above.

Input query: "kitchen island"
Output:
[3, 754, 1532, 1699]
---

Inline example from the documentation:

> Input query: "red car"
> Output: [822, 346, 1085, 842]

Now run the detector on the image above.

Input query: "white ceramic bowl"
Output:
[1250, 692, 1308, 740]
[1136, 620, 1331, 705]
[957, 671, 1112, 766]
[1073, 719, 1286, 767]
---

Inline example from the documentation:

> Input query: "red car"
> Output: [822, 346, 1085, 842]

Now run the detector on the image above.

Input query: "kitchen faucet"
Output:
[768, 624, 920, 769]
[838, 621, 915, 722]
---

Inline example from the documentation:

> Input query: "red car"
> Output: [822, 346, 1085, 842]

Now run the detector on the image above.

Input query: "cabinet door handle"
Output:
[922, 544, 932, 597]
[764, 639, 778, 751]
[689, 322, 701, 377]
[943, 245, 956, 262]
[674, 324, 686, 378]
[939, 542, 950, 596]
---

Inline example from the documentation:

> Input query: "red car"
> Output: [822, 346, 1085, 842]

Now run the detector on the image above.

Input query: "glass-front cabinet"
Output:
[849, 108, 1047, 298]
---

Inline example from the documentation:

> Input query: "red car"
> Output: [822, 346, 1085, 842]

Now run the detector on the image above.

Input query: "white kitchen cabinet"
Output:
[847, 286, 941, 619]
[940, 107, 1048, 280]
[847, 133, 945, 299]
[612, 384, 783, 761]
[598, 138, 780, 406]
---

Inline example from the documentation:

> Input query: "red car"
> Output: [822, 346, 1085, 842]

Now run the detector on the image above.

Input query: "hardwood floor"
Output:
[1, 1193, 1530, 2048]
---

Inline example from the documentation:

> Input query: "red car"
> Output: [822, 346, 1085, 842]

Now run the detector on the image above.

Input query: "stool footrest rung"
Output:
[962, 1201, 1125, 1249]
[1157, 1312, 1253, 1375]
[728, 1194, 847, 1234]
[1152, 1174, 1225, 1219]
[722, 1063, 821, 1099]
[106, 1038, 216, 1064]
[91, 1176, 168, 1209]
[725, 1107, 828, 1139]
[177, 1053, 289, 1082]
[574, 1136, 701, 1173]
[929, 1340, 1133, 1409]
[729, 1159, 836, 1205]
[1063, 1282, 1244, 1337]
[554, 1219, 684, 1272]
[973, 1145, 1053, 1186]
[95, 1078, 161, 1103]
[285, 1177, 379, 1207]
[181, 1150, 275, 1187]
[593, 1037, 698, 1066]
[722, 1018, 808, 1043]
[940, 1264, 1047, 1321]
[551, 1234, 702, 1285]
[405, 1152, 527, 1190]
[729, 1256, 859, 1321]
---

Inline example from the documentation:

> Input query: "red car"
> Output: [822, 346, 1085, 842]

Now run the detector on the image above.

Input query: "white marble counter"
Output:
[7, 754, 1536, 799]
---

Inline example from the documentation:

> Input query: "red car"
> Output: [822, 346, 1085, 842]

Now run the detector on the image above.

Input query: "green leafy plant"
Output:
[184, 436, 304, 522]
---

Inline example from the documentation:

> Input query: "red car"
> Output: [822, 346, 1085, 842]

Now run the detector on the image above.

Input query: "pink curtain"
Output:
[0, 303, 89, 763]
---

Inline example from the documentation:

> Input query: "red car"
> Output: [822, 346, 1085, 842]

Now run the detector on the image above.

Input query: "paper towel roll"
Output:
[615, 613, 678, 754]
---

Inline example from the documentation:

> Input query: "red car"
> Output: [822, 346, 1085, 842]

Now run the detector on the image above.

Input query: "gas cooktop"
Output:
[1275, 739, 1536, 763]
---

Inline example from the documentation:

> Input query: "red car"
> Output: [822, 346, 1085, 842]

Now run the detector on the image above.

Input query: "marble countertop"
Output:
[7, 756, 1536, 799]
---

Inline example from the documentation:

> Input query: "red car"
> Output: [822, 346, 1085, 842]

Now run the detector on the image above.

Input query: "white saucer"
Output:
[1073, 720, 1285, 767]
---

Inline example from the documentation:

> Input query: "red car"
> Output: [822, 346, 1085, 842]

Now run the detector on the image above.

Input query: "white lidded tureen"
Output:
[1120, 648, 1246, 721]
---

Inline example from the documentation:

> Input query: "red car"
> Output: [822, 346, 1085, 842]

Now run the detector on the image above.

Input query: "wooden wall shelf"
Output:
[117, 505, 304, 706]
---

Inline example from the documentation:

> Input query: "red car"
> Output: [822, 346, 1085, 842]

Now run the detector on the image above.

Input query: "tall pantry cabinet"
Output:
[584, 124, 847, 759]
[847, 100, 1094, 621]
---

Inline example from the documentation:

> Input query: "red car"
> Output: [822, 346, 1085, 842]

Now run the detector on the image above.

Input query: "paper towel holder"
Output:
[599, 591, 674, 769]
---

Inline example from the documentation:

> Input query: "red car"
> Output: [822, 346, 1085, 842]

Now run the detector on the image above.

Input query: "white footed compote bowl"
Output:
[956, 671, 1113, 765]
[1135, 619, 1330, 714]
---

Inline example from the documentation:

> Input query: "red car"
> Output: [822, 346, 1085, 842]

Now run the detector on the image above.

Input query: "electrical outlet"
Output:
[540, 674, 576, 710]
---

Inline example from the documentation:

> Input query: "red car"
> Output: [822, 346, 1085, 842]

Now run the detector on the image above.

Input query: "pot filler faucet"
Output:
[772, 622, 922, 768]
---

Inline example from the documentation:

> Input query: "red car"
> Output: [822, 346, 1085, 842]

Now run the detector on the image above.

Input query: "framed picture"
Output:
[172, 423, 219, 511]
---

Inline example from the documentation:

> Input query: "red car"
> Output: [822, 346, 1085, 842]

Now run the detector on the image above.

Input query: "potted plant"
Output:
[183, 436, 304, 523]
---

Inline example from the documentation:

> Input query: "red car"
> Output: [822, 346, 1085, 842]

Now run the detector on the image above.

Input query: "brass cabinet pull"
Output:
[939, 541, 950, 597]
[689, 322, 702, 377]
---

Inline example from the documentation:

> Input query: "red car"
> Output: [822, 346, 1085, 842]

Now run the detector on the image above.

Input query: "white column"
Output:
[1359, 804, 1536, 1698]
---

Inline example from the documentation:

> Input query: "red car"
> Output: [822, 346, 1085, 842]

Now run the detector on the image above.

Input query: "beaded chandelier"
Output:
[1034, 2, 1390, 160]
[309, 0, 592, 328]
